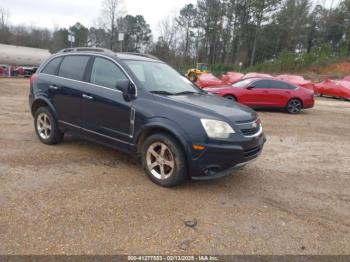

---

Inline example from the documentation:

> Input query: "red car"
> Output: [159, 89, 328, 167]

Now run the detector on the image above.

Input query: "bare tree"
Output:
[0, 7, 10, 28]
[99, 0, 125, 51]
[158, 16, 179, 49]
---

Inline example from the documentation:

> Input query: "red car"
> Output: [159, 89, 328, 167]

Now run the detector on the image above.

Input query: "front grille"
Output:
[244, 146, 261, 158]
[238, 118, 261, 137]
[241, 126, 260, 136]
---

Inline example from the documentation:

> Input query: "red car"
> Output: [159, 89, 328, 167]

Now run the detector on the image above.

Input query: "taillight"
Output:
[30, 74, 38, 89]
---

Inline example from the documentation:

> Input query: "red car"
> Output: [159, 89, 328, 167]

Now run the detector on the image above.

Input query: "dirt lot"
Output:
[0, 78, 349, 255]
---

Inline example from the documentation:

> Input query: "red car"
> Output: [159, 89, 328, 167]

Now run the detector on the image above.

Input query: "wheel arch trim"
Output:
[134, 119, 192, 161]
[31, 96, 58, 119]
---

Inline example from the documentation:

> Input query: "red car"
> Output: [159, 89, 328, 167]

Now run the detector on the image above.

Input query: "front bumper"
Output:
[189, 132, 266, 180]
[191, 157, 259, 181]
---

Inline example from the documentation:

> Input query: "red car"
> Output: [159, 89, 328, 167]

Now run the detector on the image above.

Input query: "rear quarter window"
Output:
[271, 81, 297, 90]
[288, 83, 298, 90]
[58, 55, 90, 81]
[41, 57, 63, 75]
[273, 81, 291, 89]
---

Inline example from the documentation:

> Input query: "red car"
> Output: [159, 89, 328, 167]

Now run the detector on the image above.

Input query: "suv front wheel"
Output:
[142, 133, 187, 187]
[34, 107, 63, 145]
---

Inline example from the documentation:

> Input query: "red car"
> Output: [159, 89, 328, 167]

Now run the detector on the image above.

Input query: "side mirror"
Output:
[116, 79, 136, 101]
[247, 85, 255, 90]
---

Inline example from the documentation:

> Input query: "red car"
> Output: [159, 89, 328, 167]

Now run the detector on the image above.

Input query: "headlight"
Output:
[200, 119, 235, 139]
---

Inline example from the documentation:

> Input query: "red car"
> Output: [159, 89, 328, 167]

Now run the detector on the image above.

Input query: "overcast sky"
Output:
[1, 0, 339, 37]
[1, 0, 196, 37]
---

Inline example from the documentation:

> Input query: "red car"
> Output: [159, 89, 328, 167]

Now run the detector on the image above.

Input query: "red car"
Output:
[196, 73, 223, 88]
[276, 74, 315, 92]
[221, 72, 244, 85]
[242, 72, 273, 79]
[204, 78, 315, 114]
[314, 79, 350, 100]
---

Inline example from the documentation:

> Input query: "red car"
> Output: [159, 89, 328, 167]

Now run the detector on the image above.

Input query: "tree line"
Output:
[152, 0, 350, 72]
[0, 0, 349, 72]
[0, 0, 152, 54]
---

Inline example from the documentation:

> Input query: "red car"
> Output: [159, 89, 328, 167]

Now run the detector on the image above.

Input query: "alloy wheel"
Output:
[146, 142, 175, 180]
[36, 112, 52, 140]
[288, 99, 302, 114]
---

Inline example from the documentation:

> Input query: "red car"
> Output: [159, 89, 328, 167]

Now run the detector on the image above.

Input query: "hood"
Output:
[168, 93, 257, 123]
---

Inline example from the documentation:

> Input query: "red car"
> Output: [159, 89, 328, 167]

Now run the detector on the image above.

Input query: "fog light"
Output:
[192, 144, 205, 151]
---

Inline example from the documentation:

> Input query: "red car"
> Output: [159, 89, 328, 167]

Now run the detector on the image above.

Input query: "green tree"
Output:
[249, 0, 281, 66]
[69, 22, 89, 47]
[121, 15, 152, 52]
[176, 4, 197, 63]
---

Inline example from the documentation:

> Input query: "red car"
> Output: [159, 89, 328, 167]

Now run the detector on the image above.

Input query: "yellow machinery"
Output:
[186, 63, 208, 82]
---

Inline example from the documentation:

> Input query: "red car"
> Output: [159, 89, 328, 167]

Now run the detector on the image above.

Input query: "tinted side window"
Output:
[270, 81, 290, 89]
[90, 57, 127, 89]
[254, 80, 271, 88]
[287, 83, 297, 90]
[42, 57, 62, 75]
[58, 55, 90, 81]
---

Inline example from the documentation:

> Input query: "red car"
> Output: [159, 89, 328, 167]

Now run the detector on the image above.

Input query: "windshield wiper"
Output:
[174, 91, 202, 96]
[150, 90, 175, 96]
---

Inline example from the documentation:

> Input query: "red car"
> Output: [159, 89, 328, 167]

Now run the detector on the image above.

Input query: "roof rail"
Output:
[57, 47, 115, 55]
[120, 52, 160, 60]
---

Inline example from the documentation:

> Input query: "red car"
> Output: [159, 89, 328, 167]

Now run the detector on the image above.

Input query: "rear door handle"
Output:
[49, 85, 59, 90]
[82, 94, 94, 100]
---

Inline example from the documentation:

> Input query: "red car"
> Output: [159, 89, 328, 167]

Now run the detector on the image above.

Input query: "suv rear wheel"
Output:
[142, 133, 187, 187]
[34, 107, 63, 144]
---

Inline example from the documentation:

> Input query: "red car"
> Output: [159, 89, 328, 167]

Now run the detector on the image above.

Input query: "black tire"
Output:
[34, 107, 63, 145]
[224, 95, 237, 102]
[188, 72, 197, 82]
[141, 133, 187, 187]
[286, 99, 302, 114]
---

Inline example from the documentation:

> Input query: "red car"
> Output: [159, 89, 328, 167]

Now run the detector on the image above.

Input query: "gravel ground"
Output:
[0, 78, 349, 255]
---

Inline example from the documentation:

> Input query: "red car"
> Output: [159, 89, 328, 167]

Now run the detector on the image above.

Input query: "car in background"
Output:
[196, 73, 223, 88]
[242, 73, 273, 79]
[276, 74, 315, 92]
[221, 72, 244, 85]
[15, 66, 38, 77]
[315, 79, 350, 100]
[204, 78, 315, 114]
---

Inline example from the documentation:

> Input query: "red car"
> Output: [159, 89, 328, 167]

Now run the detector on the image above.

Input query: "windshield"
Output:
[232, 79, 254, 88]
[124, 60, 203, 95]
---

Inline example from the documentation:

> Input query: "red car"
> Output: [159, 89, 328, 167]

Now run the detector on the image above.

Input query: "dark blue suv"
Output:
[29, 48, 266, 187]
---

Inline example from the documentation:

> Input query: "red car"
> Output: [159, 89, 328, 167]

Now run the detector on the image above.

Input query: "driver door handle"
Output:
[49, 85, 59, 90]
[82, 94, 94, 100]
